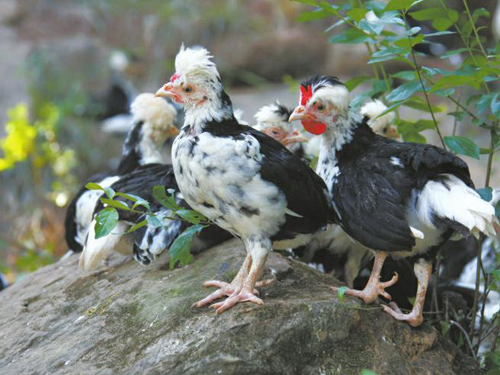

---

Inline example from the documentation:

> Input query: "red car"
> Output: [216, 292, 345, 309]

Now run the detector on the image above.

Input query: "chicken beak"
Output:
[282, 129, 307, 146]
[387, 126, 400, 140]
[155, 83, 174, 98]
[289, 106, 316, 122]
[168, 125, 180, 137]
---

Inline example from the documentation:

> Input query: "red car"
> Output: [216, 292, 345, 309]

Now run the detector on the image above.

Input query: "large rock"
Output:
[0, 239, 480, 375]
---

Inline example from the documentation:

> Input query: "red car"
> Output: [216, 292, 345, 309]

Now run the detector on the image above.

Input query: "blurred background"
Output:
[0, 0, 498, 284]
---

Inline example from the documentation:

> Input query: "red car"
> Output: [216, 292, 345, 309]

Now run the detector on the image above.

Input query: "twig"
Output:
[476, 272, 489, 354]
[451, 320, 477, 360]
[485, 128, 497, 187]
[461, 0, 489, 59]
[408, 38, 446, 149]
[401, 11, 446, 149]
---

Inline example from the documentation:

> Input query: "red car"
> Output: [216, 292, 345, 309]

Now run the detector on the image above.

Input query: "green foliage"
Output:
[294, 0, 500, 369]
[444, 136, 480, 159]
[294, 0, 500, 157]
[337, 286, 348, 303]
[90, 183, 209, 268]
[94, 207, 119, 239]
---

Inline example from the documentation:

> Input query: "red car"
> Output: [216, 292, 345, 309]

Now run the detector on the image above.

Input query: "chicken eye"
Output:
[184, 86, 194, 93]
[272, 130, 279, 135]
[317, 104, 326, 111]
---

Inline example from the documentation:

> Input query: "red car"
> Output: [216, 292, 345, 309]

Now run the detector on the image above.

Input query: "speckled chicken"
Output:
[156, 46, 334, 313]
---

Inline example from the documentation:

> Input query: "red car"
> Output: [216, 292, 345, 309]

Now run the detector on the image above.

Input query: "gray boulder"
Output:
[0, 239, 480, 375]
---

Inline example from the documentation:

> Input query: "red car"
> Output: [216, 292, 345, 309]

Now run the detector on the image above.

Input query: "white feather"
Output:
[416, 174, 498, 238]
[79, 221, 132, 271]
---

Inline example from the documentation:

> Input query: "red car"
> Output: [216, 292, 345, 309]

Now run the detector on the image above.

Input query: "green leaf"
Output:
[346, 8, 367, 22]
[296, 9, 331, 22]
[430, 75, 478, 92]
[361, 370, 380, 375]
[404, 97, 443, 113]
[127, 219, 148, 233]
[444, 136, 480, 159]
[477, 187, 493, 202]
[491, 93, 500, 116]
[94, 207, 119, 239]
[386, 81, 421, 102]
[292, 0, 318, 5]
[440, 321, 451, 336]
[385, 0, 416, 11]
[447, 9, 458, 23]
[447, 111, 466, 122]
[432, 17, 452, 31]
[147, 214, 163, 228]
[410, 7, 447, 21]
[344, 76, 372, 91]
[169, 224, 205, 269]
[394, 34, 424, 48]
[104, 187, 115, 199]
[100, 198, 130, 211]
[402, 132, 427, 144]
[153, 185, 180, 211]
[114, 192, 151, 210]
[369, 47, 407, 64]
[85, 182, 103, 191]
[472, 8, 490, 22]
[175, 209, 208, 225]
[337, 286, 348, 303]
[391, 70, 416, 80]
[329, 28, 372, 44]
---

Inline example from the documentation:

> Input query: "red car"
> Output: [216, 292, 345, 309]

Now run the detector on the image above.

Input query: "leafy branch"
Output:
[85, 183, 210, 268]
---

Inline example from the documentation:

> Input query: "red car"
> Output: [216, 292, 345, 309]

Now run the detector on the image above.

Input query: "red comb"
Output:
[300, 85, 313, 106]
[170, 73, 180, 83]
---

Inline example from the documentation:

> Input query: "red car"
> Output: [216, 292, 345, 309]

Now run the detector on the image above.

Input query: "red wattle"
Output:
[301, 120, 327, 135]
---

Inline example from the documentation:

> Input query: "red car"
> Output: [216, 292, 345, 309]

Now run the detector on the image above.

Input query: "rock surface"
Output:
[0, 239, 480, 375]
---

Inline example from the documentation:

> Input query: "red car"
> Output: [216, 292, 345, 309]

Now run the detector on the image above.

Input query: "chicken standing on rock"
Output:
[289, 75, 498, 326]
[297, 99, 399, 287]
[76, 94, 179, 270]
[156, 46, 335, 313]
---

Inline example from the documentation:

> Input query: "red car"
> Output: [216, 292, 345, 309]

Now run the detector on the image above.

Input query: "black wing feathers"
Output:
[333, 121, 473, 252]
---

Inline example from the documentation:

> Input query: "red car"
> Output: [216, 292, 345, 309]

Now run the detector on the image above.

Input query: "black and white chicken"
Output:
[289, 75, 497, 326]
[155, 46, 334, 313]
[297, 99, 399, 287]
[71, 94, 178, 269]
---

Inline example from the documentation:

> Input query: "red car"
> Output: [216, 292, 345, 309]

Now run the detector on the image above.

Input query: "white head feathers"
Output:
[131, 93, 177, 131]
[309, 84, 350, 115]
[360, 99, 398, 138]
[174, 45, 220, 85]
[254, 102, 291, 131]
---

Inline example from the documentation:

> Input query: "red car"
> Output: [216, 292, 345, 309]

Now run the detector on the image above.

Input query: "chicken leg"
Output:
[332, 251, 398, 304]
[210, 239, 272, 314]
[193, 254, 251, 308]
[382, 258, 431, 327]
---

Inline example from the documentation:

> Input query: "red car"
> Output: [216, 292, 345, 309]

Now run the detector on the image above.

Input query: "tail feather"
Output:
[79, 221, 130, 271]
[419, 174, 498, 239]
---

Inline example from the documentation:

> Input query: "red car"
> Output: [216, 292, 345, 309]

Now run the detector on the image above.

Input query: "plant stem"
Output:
[401, 11, 446, 148]
[485, 128, 497, 187]
[408, 42, 446, 149]
[461, 0, 489, 59]
[450, 320, 477, 360]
